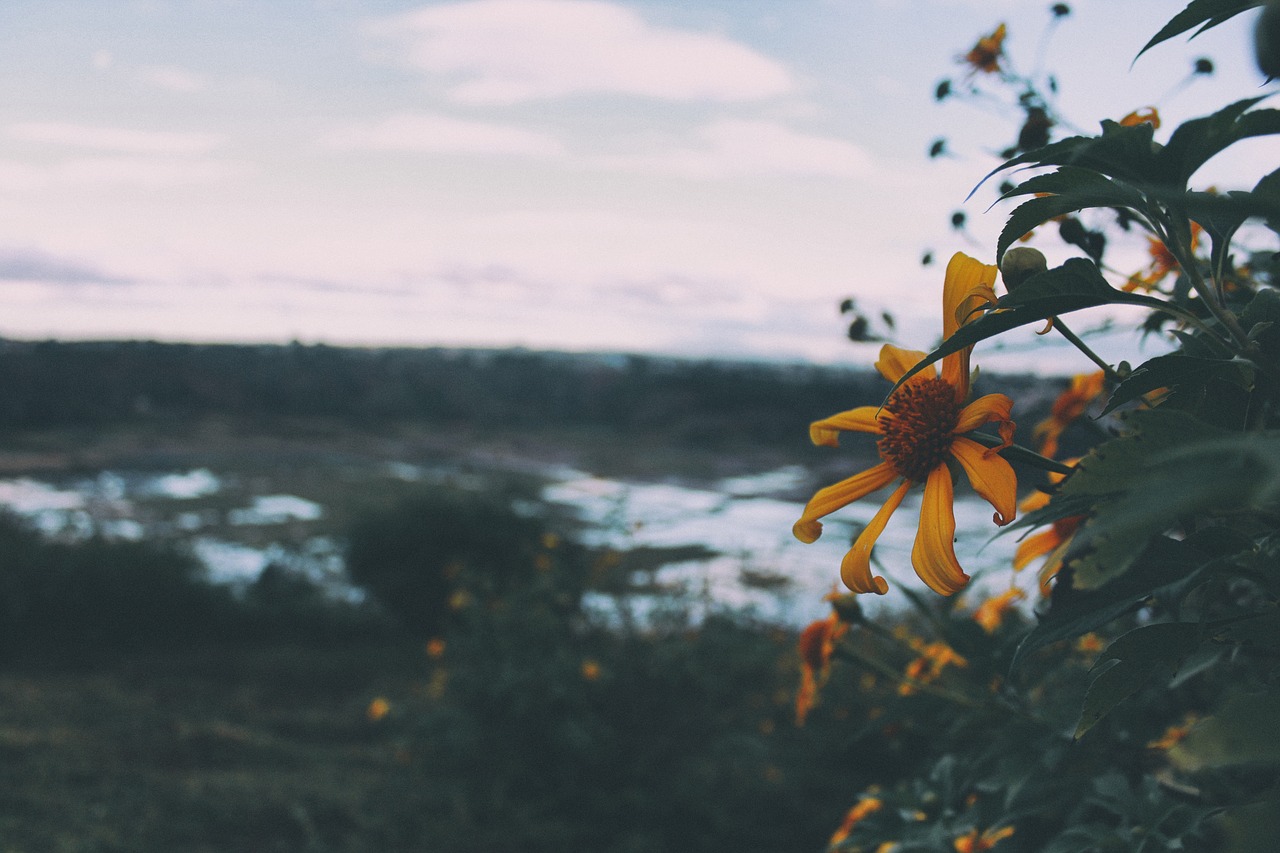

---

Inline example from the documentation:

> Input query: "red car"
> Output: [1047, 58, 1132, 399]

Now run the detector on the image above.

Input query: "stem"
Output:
[1051, 318, 1122, 383]
[968, 432, 1074, 475]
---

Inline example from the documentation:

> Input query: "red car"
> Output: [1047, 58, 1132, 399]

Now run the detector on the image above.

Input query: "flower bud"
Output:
[1000, 247, 1047, 292]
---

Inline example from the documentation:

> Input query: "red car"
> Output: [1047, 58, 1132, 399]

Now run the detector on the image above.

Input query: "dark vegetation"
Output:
[0, 340, 1077, 851]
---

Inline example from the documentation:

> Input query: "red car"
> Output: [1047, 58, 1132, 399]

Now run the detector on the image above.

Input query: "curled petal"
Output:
[840, 479, 911, 595]
[1014, 528, 1063, 571]
[809, 406, 884, 447]
[911, 466, 969, 596]
[940, 253, 999, 398]
[955, 393, 1015, 445]
[875, 345, 932, 385]
[951, 437, 1017, 525]
[1035, 318, 1055, 335]
[792, 462, 899, 543]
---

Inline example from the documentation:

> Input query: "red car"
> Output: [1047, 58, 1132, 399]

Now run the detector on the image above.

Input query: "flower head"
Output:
[955, 825, 1015, 852]
[795, 607, 849, 725]
[1033, 371, 1105, 459]
[962, 24, 1007, 74]
[972, 587, 1026, 634]
[793, 253, 1016, 597]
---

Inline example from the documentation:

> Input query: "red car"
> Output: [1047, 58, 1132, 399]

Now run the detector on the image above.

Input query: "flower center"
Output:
[877, 377, 961, 482]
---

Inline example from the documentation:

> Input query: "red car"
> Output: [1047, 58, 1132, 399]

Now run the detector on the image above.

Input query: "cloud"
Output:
[0, 155, 247, 191]
[595, 119, 873, 178]
[367, 0, 793, 104]
[321, 111, 564, 157]
[0, 247, 129, 286]
[137, 65, 208, 93]
[7, 122, 222, 155]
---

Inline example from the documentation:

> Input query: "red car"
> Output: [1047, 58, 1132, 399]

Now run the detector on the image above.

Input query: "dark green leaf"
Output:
[1101, 353, 1252, 414]
[1075, 622, 1202, 738]
[1172, 689, 1280, 770]
[996, 168, 1149, 262]
[1157, 98, 1280, 187]
[1136, 0, 1265, 60]
[888, 259, 1169, 394]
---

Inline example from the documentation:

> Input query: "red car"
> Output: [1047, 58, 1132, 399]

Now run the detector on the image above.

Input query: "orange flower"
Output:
[1119, 106, 1161, 129]
[900, 640, 968, 695]
[1148, 713, 1199, 751]
[1033, 371, 1105, 459]
[1014, 461, 1082, 594]
[795, 609, 849, 725]
[366, 697, 391, 722]
[829, 796, 884, 846]
[580, 659, 602, 681]
[1124, 223, 1202, 292]
[955, 825, 1015, 852]
[963, 24, 1007, 74]
[793, 253, 1016, 597]
[972, 587, 1026, 634]
[426, 637, 446, 659]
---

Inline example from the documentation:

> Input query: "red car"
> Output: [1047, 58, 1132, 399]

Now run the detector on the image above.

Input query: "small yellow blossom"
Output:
[1148, 713, 1199, 751]
[962, 23, 1007, 74]
[900, 640, 968, 694]
[954, 825, 1016, 852]
[366, 697, 391, 722]
[1075, 633, 1105, 654]
[829, 797, 884, 846]
[972, 587, 1026, 634]
[1119, 106, 1161, 129]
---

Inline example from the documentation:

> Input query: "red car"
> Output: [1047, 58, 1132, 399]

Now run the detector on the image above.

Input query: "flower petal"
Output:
[1013, 528, 1062, 571]
[955, 393, 1015, 437]
[840, 479, 911, 595]
[792, 462, 899, 543]
[875, 345, 932, 385]
[940, 253, 998, 397]
[911, 466, 969, 595]
[950, 436, 1017, 525]
[809, 406, 883, 447]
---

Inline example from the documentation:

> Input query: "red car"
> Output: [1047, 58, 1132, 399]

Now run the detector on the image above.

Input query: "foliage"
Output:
[804, 5, 1280, 851]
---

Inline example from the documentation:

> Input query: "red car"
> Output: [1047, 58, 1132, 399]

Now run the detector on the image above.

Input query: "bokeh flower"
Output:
[795, 607, 849, 725]
[793, 253, 1016, 597]
[829, 795, 884, 846]
[954, 825, 1015, 852]
[963, 24, 1007, 74]
[972, 586, 1026, 634]
[1124, 223, 1202, 292]
[899, 639, 968, 696]
[1033, 371, 1105, 459]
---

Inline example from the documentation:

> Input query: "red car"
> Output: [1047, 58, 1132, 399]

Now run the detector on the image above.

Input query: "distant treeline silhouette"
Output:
[0, 339, 1055, 448]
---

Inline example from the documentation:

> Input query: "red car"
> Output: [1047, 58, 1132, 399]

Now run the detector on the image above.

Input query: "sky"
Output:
[0, 0, 1274, 374]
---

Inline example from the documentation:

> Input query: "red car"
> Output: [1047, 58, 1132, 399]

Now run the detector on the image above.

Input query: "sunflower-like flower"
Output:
[962, 23, 1007, 74]
[792, 253, 1016, 597]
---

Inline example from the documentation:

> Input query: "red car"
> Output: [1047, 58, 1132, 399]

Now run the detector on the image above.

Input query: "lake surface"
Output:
[0, 463, 1036, 627]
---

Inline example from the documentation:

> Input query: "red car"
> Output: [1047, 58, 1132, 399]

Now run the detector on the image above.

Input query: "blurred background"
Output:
[0, 1, 1272, 850]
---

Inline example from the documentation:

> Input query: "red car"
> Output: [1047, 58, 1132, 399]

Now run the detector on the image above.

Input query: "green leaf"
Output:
[1076, 623, 1202, 738]
[1136, 0, 1265, 60]
[1101, 353, 1253, 415]
[887, 259, 1170, 394]
[977, 121, 1162, 195]
[1172, 689, 1280, 770]
[1157, 98, 1280, 187]
[1061, 414, 1280, 588]
[1215, 796, 1280, 853]
[996, 168, 1150, 262]
[1010, 536, 1204, 670]
[1214, 609, 1280, 651]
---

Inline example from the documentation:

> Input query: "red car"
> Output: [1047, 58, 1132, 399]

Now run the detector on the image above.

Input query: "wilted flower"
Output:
[795, 607, 849, 725]
[963, 24, 1008, 74]
[793, 254, 1016, 597]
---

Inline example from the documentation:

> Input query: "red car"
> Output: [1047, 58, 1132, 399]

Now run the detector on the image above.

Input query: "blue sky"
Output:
[0, 0, 1273, 373]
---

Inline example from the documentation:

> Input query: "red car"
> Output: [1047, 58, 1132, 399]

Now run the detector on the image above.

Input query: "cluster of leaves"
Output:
[816, 3, 1280, 851]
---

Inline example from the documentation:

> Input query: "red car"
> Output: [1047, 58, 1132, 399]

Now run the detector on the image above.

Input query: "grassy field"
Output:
[0, 643, 435, 853]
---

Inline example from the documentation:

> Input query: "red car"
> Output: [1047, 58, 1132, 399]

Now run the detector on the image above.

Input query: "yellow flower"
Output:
[1124, 223, 1202, 292]
[366, 697, 391, 722]
[954, 825, 1015, 852]
[899, 639, 968, 695]
[1033, 371, 1105, 459]
[963, 23, 1007, 74]
[972, 587, 1026, 634]
[1014, 460, 1082, 595]
[829, 796, 884, 846]
[793, 253, 1016, 597]
[795, 609, 849, 725]
[1119, 106, 1161, 129]
[1148, 713, 1198, 751]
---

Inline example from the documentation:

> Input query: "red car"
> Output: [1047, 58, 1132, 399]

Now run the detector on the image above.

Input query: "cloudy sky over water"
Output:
[0, 0, 1273, 372]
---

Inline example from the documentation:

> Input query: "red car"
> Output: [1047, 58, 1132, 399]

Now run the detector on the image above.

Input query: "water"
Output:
[0, 464, 1037, 626]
